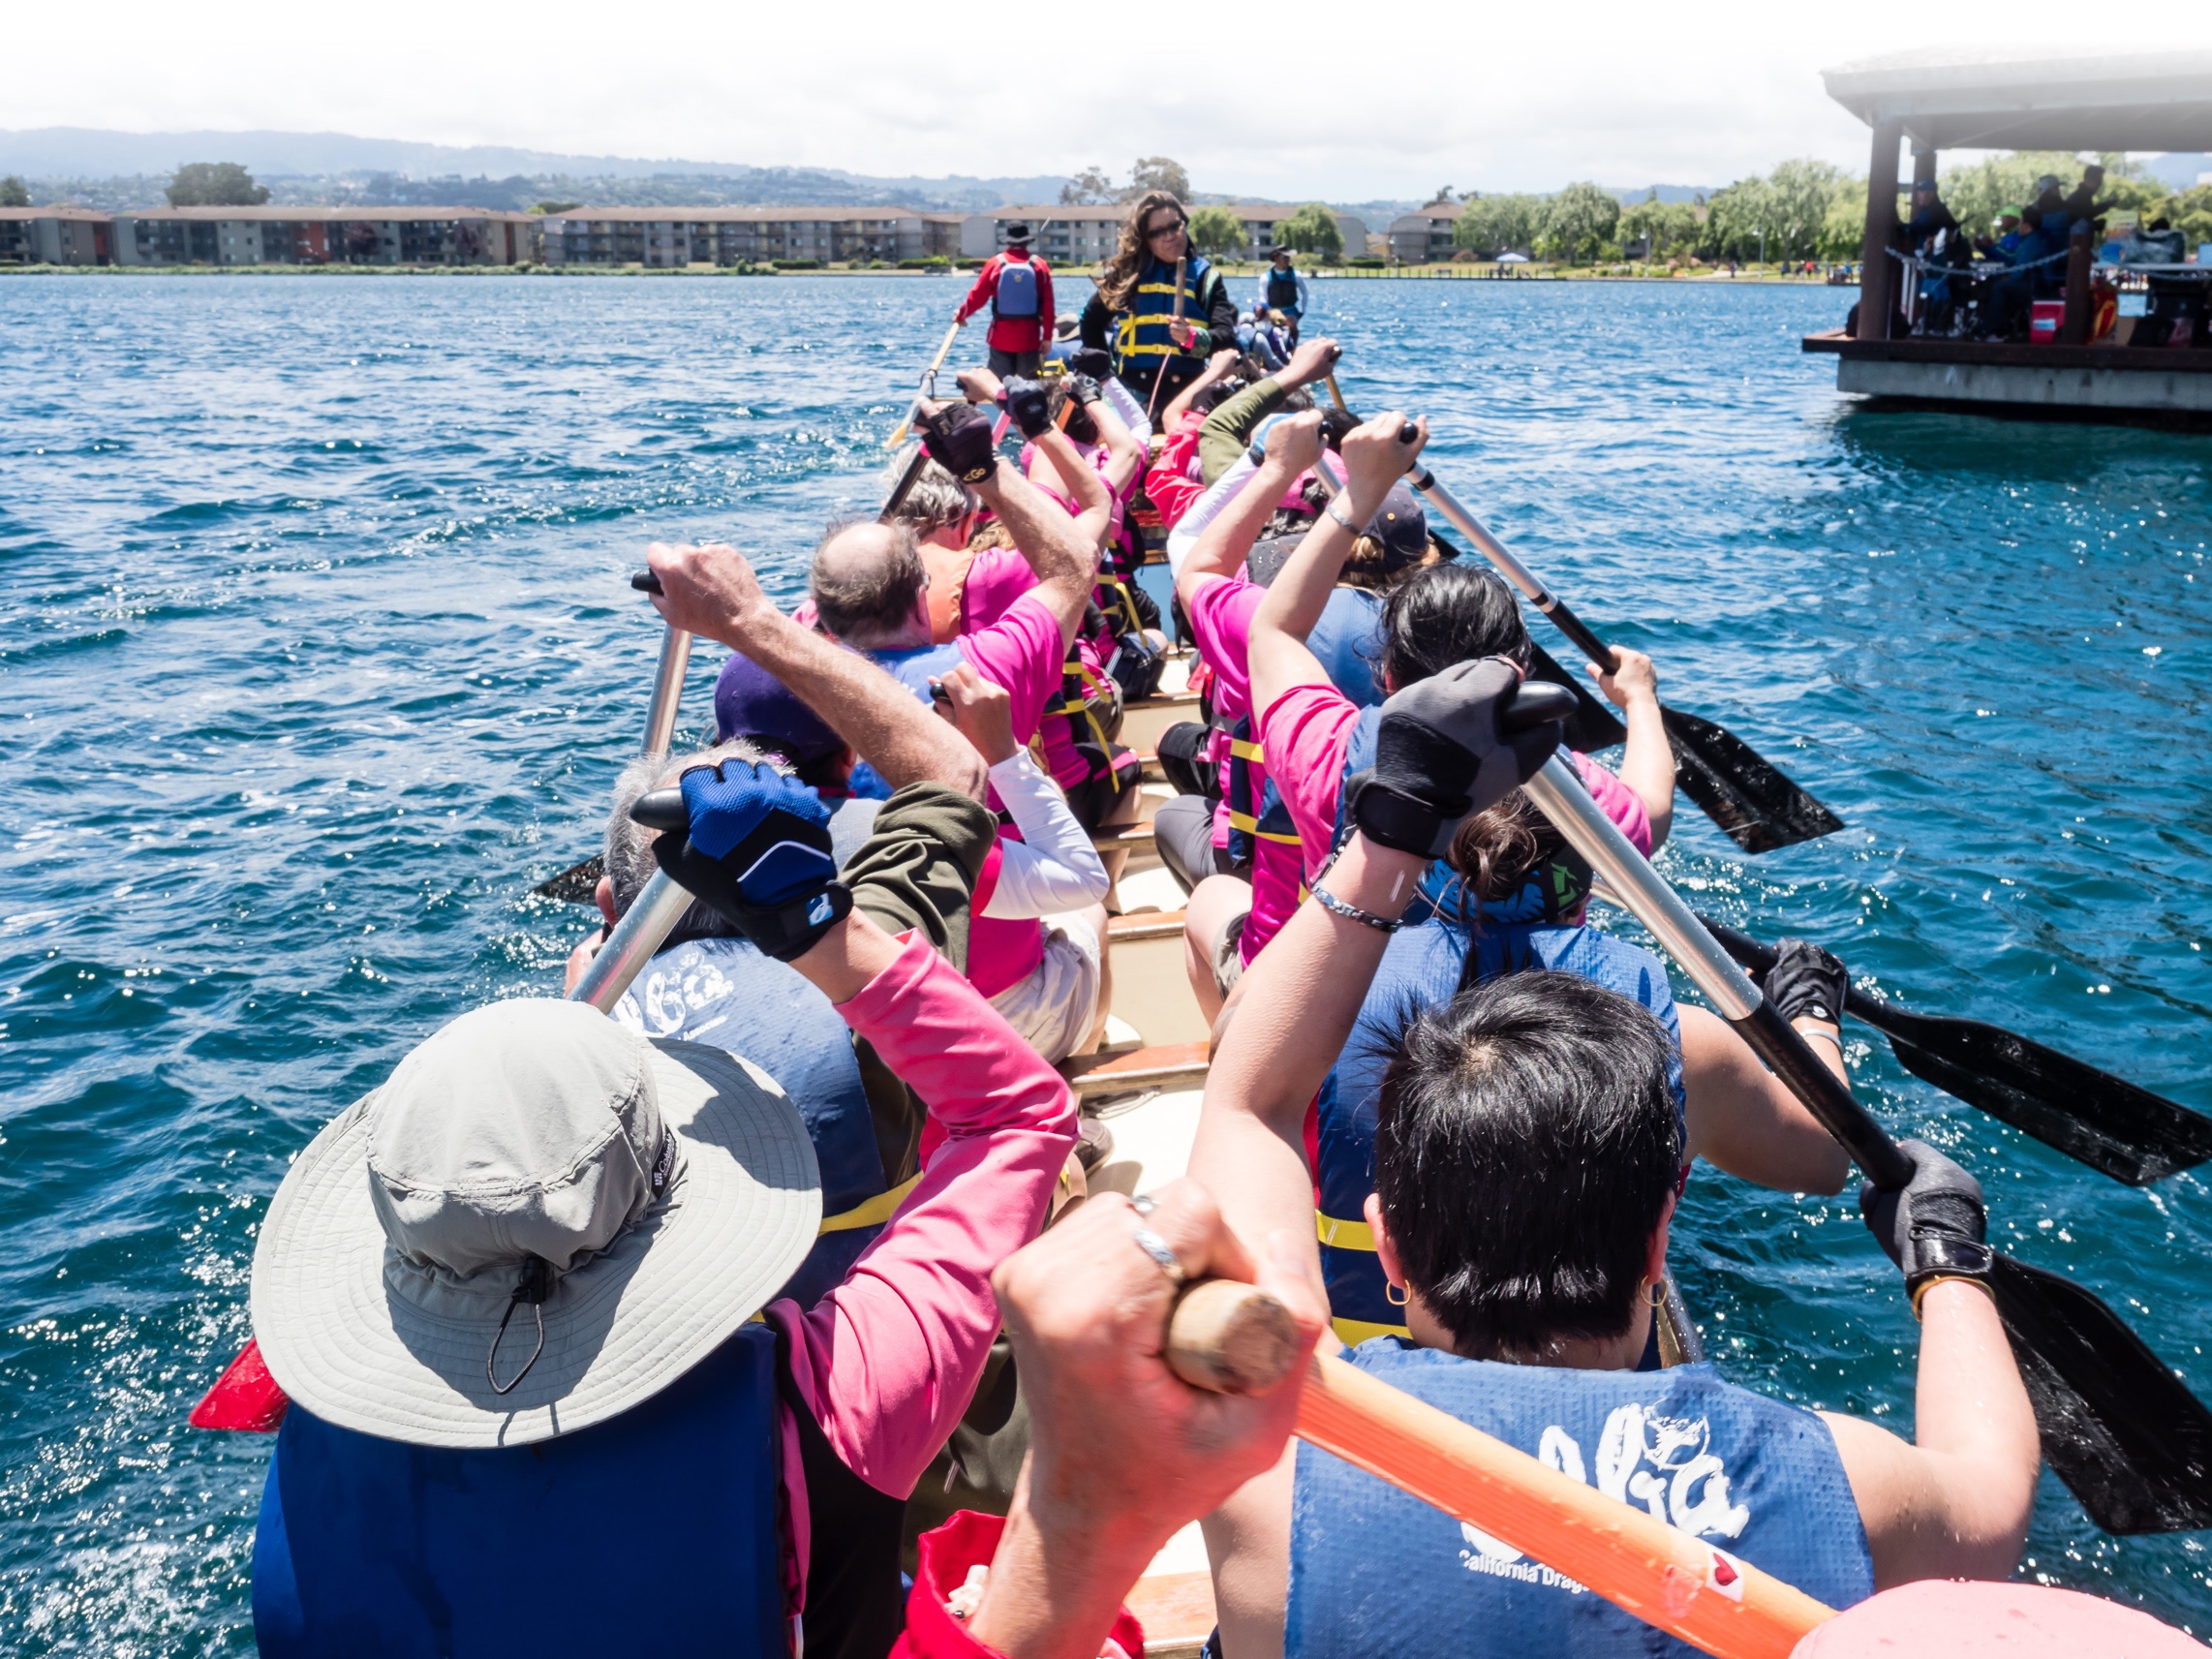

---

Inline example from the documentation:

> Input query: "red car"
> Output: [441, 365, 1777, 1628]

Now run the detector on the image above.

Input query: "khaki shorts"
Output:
[989, 910, 1103, 1064]
[1207, 894, 1252, 1001]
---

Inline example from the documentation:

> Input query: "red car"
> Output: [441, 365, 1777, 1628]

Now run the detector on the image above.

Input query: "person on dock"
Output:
[956, 223, 1055, 379]
[244, 538, 1078, 1659]
[1079, 191, 1241, 412]
[1259, 247, 1309, 339]
[1180, 654, 2040, 1656]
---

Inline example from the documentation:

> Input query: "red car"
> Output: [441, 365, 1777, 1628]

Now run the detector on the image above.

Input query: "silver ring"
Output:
[1129, 1224, 1186, 1286]
[1131, 1194, 1157, 1217]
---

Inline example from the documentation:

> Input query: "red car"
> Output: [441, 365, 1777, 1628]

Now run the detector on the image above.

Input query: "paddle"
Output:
[1145, 253, 1188, 426]
[530, 616, 693, 904]
[886, 318, 965, 448]
[1524, 753, 2212, 1535]
[1694, 919, 2212, 1188]
[566, 787, 693, 1013]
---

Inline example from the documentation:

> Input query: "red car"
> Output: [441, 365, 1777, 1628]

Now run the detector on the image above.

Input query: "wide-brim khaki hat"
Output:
[251, 1035, 819, 1449]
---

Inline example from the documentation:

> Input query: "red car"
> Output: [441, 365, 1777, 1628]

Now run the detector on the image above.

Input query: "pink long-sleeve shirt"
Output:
[764, 929, 1077, 1607]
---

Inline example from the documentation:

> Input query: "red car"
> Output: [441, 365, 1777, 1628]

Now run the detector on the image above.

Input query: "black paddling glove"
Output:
[1003, 377, 1052, 441]
[921, 402, 998, 484]
[1763, 938, 1850, 1025]
[1859, 1138, 1993, 1312]
[1069, 347, 1113, 381]
[1065, 373, 1104, 408]
[1346, 659, 1563, 858]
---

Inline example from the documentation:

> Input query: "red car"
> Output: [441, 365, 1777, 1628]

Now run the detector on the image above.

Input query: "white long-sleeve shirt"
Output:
[981, 752, 1112, 918]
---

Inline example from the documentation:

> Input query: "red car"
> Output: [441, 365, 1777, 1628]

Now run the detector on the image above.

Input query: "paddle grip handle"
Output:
[1165, 1279, 1306, 1397]
[1504, 682, 1579, 734]
[630, 788, 687, 832]
[630, 570, 663, 595]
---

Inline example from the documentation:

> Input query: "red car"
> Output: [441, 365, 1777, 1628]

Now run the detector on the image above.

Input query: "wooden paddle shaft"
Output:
[1324, 370, 1349, 412]
[887, 319, 968, 446]
[1165, 1283, 1836, 1659]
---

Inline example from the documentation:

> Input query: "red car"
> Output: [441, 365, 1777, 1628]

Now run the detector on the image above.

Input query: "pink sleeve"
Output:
[1146, 421, 1206, 528]
[767, 931, 1077, 1500]
[1573, 751, 1651, 856]
[960, 594, 1063, 745]
[1257, 683, 1361, 876]
[1185, 574, 1263, 726]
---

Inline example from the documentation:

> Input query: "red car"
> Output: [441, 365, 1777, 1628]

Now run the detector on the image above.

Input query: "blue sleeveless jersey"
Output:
[850, 641, 969, 800]
[1288, 1340, 1873, 1658]
[254, 1323, 785, 1658]
[1307, 587, 1385, 708]
[615, 935, 888, 1306]
[1316, 918, 1685, 1343]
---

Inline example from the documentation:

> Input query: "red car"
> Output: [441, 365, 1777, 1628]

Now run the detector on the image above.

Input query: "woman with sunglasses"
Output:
[1078, 190, 1242, 410]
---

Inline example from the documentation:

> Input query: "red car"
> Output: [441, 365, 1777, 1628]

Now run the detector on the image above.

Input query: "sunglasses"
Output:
[1145, 220, 1186, 239]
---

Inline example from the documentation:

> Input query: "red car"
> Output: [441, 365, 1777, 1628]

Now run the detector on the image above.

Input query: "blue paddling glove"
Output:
[651, 759, 852, 961]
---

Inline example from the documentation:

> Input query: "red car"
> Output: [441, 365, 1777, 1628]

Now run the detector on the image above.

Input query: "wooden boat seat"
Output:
[1060, 1041, 1210, 1098]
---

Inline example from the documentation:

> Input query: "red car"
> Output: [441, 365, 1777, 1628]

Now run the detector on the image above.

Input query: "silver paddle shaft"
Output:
[568, 868, 692, 1014]
[642, 626, 693, 757]
[1521, 754, 1761, 1021]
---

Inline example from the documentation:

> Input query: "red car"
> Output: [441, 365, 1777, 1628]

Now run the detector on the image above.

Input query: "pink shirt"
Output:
[766, 930, 1076, 1610]
[960, 554, 1095, 791]
[1183, 571, 1265, 849]
[1258, 680, 1652, 888]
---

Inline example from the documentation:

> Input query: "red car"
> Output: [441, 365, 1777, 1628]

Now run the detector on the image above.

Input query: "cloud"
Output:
[14, 0, 2210, 196]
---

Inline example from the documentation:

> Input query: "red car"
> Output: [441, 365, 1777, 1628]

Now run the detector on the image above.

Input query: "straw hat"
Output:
[251, 998, 819, 1448]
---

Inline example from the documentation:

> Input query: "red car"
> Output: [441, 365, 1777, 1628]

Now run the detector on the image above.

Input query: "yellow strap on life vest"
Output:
[1333, 1314, 1410, 1345]
[1229, 738, 1264, 762]
[1316, 1211, 1376, 1251]
[817, 1173, 922, 1235]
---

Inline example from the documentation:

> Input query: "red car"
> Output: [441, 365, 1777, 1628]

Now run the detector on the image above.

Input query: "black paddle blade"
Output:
[1525, 643, 1627, 753]
[1990, 1252, 2212, 1533]
[1659, 704, 1844, 855]
[533, 853, 605, 906]
[1871, 1003, 2212, 1187]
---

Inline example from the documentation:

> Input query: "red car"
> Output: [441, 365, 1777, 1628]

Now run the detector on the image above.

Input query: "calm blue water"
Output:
[3, 271, 2210, 1649]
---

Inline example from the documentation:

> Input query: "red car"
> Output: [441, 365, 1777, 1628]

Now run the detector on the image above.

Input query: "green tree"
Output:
[533, 200, 582, 215]
[1453, 193, 1541, 258]
[1060, 167, 1116, 206]
[1818, 185, 1868, 261]
[0, 175, 28, 207]
[1186, 205, 1247, 257]
[1764, 159, 1846, 260]
[1702, 174, 1778, 261]
[1618, 193, 1700, 259]
[1277, 202, 1343, 261]
[1538, 182, 1619, 263]
[1125, 157, 1191, 202]
[166, 162, 269, 207]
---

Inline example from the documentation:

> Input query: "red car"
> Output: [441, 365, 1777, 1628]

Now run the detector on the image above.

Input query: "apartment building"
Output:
[0, 208, 115, 265]
[962, 203, 1370, 266]
[539, 207, 967, 266]
[108, 206, 542, 266]
[1388, 203, 1463, 263]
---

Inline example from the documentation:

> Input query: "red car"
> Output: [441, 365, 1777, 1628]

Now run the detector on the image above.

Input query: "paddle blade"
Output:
[1659, 703, 1845, 855]
[1990, 1252, 2212, 1534]
[1872, 1005, 2212, 1186]
[534, 853, 605, 906]
[1526, 643, 1627, 753]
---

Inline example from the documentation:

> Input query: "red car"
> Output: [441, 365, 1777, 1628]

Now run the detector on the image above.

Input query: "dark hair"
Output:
[1375, 563, 1532, 691]
[1445, 785, 1570, 895]
[1097, 190, 1186, 312]
[1188, 376, 1247, 415]
[1374, 971, 1681, 1359]
[811, 520, 926, 643]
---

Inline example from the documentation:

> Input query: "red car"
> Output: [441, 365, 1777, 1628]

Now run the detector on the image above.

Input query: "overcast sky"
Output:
[13, 1, 2209, 195]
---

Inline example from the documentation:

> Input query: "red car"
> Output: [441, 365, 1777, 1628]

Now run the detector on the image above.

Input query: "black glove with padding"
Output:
[1002, 377, 1053, 441]
[1859, 1138, 1994, 1313]
[1762, 937, 1850, 1025]
[920, 401, 999, 484]
[1345, 660, 1570, 859]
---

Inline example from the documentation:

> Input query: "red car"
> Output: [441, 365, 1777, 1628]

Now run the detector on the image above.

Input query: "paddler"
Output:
[954, 220, 1054, 378]
[1259, 247, 1309, 341]
[1183, 656, 2040, 1655]
[245, 540, 1077, 1659]
[1078, 190, 1241, 412]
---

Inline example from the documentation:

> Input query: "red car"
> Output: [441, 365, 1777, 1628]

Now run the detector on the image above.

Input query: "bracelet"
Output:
[1325, 495, 1364, 534]
[1795, 1025, 1844, 1054]
[1910, 1273, 1996, 1321]
[1313, 883, 1401, 933]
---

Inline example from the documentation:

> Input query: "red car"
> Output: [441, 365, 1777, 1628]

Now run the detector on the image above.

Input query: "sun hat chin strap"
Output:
[487, 1257, 555, 1396]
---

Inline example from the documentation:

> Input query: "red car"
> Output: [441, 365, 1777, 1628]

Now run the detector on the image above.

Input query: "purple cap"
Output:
[712, 651, 844, 762]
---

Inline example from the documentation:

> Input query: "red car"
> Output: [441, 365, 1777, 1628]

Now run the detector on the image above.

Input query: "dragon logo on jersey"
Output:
[1458, 1401, 1749, 1588]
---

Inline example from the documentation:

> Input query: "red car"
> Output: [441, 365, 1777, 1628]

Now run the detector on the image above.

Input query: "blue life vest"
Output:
[994, 255, 1040, 320]
[616, 936, 895, 1306]
[1308, 588, 1385, 706]
[1314, 918, 1686, 1344]
[254, 1324, 786, 1659]
[1267, 264, 1302, 309]
[1286, 1340, 1873, 1658]
[1114, 254, 1215, 374]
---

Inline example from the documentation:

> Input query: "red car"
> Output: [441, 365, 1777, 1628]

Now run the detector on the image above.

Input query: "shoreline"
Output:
[0, 261, 1845, 285]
